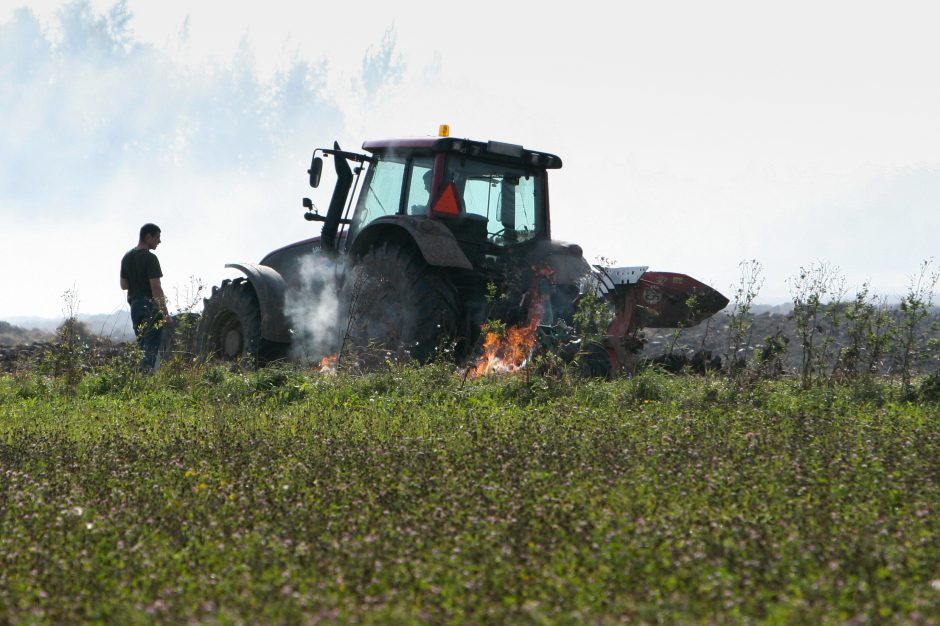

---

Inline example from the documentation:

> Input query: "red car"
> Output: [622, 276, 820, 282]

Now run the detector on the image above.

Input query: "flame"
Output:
[468, 265, 553, 378]
[313, 353, 339, 374]
[469, 316, 541, 378]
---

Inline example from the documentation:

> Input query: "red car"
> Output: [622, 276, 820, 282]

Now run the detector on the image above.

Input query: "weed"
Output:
[894, 259, 939, 396]
[918, 372, 940, 403]
[834, 281, 886, 380]
[725, 259, 765, 375]
[788, 261, 842, 388]
[51, 287, 88, 389]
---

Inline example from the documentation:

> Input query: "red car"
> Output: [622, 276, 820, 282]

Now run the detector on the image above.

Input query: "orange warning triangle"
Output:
[432, 182, 461, 217]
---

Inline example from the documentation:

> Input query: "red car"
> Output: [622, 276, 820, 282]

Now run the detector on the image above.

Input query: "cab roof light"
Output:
[486, 141, 524, 158]
[439, 124, 450, 137]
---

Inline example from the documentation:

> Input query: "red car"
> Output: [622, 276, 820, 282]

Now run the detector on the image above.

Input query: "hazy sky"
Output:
[2, 0, 939, 318]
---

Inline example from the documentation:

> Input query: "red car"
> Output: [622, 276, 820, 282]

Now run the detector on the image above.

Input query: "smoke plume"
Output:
[283, 253, 345, 364]
[0, 1, 410, 318]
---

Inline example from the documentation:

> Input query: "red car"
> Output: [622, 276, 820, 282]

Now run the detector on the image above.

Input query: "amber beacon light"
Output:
[438, 124, 450, 137]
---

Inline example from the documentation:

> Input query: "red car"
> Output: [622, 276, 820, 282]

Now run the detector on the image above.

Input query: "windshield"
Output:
[444, 157, 544, 246]
[350, 156, 405, 233]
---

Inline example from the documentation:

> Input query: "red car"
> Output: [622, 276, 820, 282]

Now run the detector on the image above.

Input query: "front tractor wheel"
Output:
[345, 243, 459, 363]
[197, 278, 263, 363]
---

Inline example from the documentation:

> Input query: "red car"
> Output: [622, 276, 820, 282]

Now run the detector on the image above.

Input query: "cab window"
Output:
[406, 157, 434, 216]
[445, 158, 542, 246]
[352, 157, 405, 231]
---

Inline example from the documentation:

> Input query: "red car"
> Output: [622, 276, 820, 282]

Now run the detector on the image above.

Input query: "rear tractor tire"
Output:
[345, 242, 459, 363]
[576, 341, 614, 379]
[197, 278, 263, 364]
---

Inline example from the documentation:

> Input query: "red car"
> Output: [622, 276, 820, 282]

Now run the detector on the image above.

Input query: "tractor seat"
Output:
[447, 213, 488, 241]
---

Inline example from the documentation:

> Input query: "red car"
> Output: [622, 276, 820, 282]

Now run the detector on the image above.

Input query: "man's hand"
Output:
[150, 278, 170, 317]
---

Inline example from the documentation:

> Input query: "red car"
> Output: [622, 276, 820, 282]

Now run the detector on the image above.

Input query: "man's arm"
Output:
[149, 277, 169, 317]
[120, 255, 128, 290]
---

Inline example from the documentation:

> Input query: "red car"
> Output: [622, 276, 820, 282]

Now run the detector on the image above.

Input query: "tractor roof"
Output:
[361, 137, 563, 169]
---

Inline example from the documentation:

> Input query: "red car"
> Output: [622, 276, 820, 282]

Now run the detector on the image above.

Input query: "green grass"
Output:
[2, 363, 940, 624]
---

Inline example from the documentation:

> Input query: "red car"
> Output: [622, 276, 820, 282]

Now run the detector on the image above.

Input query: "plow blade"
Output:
[631, 271, 729, 329]
[591, 265, 729, 375]
[595, 265, 729, 346]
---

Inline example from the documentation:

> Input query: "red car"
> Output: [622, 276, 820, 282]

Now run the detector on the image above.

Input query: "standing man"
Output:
[120, 223, 169, 371]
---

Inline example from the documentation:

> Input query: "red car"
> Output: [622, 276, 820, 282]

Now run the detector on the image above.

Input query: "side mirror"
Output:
[308, 154, 323, 188]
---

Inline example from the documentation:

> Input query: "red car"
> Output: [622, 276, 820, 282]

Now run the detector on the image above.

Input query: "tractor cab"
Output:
[306, 127, 562, 266]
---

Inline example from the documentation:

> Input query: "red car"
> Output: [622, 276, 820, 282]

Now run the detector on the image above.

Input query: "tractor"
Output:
[195, 126, 729, 374]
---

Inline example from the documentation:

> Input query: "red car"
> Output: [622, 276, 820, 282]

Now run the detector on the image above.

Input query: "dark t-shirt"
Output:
[120, 248, 163, 301]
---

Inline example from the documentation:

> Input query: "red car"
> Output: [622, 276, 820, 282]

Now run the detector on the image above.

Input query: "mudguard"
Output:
[224, 263, 292, 343]
[349, 216, 473, 269]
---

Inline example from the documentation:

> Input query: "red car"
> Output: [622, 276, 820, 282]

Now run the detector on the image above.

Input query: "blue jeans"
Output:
[130, 297, 164, 371]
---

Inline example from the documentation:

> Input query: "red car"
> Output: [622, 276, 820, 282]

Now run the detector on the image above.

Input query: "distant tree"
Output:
[55, 318, 97, 344]
[0, 320, 53, 346]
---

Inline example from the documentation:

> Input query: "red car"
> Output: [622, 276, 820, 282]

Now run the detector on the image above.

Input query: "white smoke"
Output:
[0, 1, 408, 318]
[283, 253, 346, 364]
[0, 2, 344, 211]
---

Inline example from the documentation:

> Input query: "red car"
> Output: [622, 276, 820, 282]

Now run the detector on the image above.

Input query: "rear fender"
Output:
[349, 217, 473, 269]
[224, 263, 292, 343]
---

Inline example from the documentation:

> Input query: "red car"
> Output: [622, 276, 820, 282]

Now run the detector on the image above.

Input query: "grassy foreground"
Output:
[2, 363, 940, 624]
